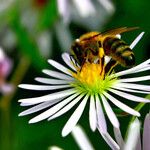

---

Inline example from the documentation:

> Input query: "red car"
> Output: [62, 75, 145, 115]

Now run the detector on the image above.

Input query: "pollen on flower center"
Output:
[73, 63, 104, 85]
[71, 62, 116, 94]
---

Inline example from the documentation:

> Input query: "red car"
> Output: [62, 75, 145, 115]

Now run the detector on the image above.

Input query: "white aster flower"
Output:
[18, 32, 150, 139]
[57, 0, 115, 29]
[114, 112, 150, 150]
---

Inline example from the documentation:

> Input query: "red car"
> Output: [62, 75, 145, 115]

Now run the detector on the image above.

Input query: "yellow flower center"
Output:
[73, 63, 105, 86]
[71, 62, 117, 94]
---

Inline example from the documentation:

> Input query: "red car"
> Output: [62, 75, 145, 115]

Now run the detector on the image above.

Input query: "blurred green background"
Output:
[0, 0, 150, 150]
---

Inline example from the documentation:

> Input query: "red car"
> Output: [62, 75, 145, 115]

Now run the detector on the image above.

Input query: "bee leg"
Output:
[80, 59, 86, 72]
[100, 56, 105, 75]
[105, 59, 118, 74]
[69, 54, 78, 67]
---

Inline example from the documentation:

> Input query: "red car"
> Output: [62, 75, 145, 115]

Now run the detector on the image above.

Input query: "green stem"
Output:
[0, 56, 30, 150]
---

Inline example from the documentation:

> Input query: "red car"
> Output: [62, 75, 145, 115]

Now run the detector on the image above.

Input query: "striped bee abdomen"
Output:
[103, 37, 135, 67]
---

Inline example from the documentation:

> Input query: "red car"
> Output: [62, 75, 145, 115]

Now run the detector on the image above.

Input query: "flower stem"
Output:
[0, 56, 30, 150]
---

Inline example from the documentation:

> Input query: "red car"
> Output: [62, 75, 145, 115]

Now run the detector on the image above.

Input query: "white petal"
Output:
[130, 32, 145, 49]
[143, 112, 150, 150]
[19, 101, 58, 116]
[103, 92, 140, 116]
[28, 93, 79, 123]
[124, 118, 140, 150]
[73, 0, 95, 17]
[35, 77, 71, 85]
[118, 75, 150, 83]
[98, 128, 120, 150]
[48, 93, 85, 121]
[42, 69, 74, 80]
[62, 53, 76, 71]
[57, 0, 70, 23]
[114, 82, 150, 91]
[134, 66, 150, 73]
[112, 59, 150, 77]
[113, 127, 124, 149]
[48, 59, 72, 76]
[135, 134, 142, 150]
[20, 102, 35, 106]
[113, 86, 150, 94]
[95, 94, 107, 133]
[101, 94, 119, 128]
[18, 88, 77, 104]
[62, 94, 89, 137]
[89, 95, 97, 131]
[72, 125, 94, 150]
[18, 84, 70, 90]
[109, 88, 150, 103]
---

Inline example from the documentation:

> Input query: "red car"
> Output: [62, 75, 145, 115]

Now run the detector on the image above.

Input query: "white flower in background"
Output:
[57, 0, 115, 29]
[18, 32, 150, 141]
[0, 0, 15, 13]
[114, 112, 150, 150]
[0, 47, 13, 94]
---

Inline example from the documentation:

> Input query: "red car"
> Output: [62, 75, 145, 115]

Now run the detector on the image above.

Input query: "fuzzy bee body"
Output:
[71, 27, 138, 68]
[103, 37, 135, 67]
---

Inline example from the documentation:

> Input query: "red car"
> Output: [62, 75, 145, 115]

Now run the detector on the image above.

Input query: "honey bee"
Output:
[71, 27, 138, 71]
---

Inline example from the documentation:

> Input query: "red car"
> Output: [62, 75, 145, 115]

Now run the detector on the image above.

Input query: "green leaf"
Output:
[37, 0, 58, 31]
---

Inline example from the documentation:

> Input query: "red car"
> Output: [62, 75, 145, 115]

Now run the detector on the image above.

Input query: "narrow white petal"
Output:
[35, 77, 71, 85]
[62, 94, 89, 137]
[89, 95, 97, 131]
[103, 92, 140, 116]
[95, 94, 107, 133]
[134, 66, 150, 73]
[18, 88, 76, 104]
[98, 128, 120, 150]
[62, 53, 76, 71]
[72, 125, 94, 150]
[101, 94, 119, 128]
[113, 127, 124, 149]
[19, 101, 58, 116]
[29, 93, 79, 123]
[124, 118, 140, 150]
[18, 84, 70, 90]
[115, 83, 150, 91]
[118, 75, 150, 82]
[143, 112, 150, 150]
[130, 32, 145, 49]
[48, 59, 72, 76]
[113, 86, 150, 94]
[42, 69, 74, 80]
[48, 94, 85, 121]
[20, 102, 34, 106]
[112, 59, 150, 77]
[109, 88, 150, 103]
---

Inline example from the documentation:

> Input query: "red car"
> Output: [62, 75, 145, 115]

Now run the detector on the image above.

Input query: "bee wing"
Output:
[101, 27, 139, 36]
